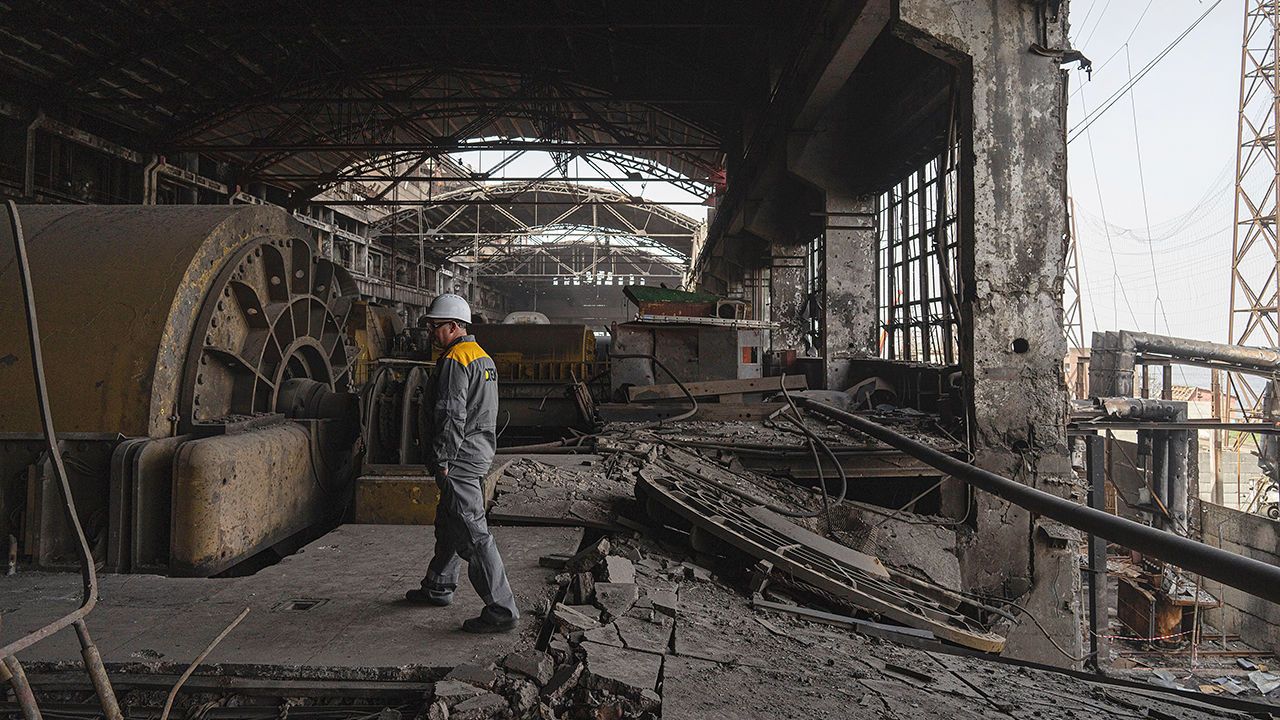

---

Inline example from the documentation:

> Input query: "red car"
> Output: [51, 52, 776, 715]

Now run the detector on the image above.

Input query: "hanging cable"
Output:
[1068, 0, 1227, 144]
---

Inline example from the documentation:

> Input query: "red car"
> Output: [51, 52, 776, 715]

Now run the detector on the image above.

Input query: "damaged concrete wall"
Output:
[1201, 501, 1280, 655]
[768, 238, 809, 353]
[821, 195, 878, 389]
[896, 0, 1078, 666]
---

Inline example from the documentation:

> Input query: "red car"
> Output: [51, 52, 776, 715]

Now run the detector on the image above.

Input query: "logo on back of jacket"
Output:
[482, 368, 496, 382]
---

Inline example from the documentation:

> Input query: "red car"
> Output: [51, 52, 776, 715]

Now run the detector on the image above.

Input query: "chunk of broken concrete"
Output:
[445, 664, 498, 690]
[432, 679, 486, 706]
[541, 661, 583, 703]
[581, 640, 662, 697]
[569, 572, 595, 604]
[567, 603, 602, 619]
[647, 588, 678, 618]
[614, 615, 673, 655]
[425, 699, 448, 720]
[581, 623, 623, 647]
[450, 692, 507, 720]
[604, 555, 637, 584]
[565, 538, 611, 572]
[502, 649, 555, 686]
[508, 678, 539, 714]
[594, 582, 639, 619]
[548, 636, 572, 662]
[681, 561, 712, 581]
[553, 602, 601, 632]
[639, 688, 662, 711]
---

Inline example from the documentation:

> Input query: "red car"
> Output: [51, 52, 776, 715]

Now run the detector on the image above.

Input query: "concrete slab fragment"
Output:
[502, 649, 554, 686]
[580, 640, 662, 696]
[614, 615, 672, 655]
[594, 582, 639, 619]
[0, 525, 580, 678]
[604, 556, 637, 584]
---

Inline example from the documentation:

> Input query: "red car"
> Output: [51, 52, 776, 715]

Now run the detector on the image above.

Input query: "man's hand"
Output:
[435, 466, 448, 483]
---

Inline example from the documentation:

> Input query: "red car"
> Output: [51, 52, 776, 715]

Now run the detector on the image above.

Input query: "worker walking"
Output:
[405, 293, 519, 633]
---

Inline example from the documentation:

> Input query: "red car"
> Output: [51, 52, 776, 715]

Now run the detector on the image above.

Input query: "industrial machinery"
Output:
[469, 323, 603, 439]
[0, 205, 361, 577]
[610, 286, 767, 398]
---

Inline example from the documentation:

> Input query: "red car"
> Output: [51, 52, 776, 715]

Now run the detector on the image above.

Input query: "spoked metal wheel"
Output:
[180, 233, 357, 432]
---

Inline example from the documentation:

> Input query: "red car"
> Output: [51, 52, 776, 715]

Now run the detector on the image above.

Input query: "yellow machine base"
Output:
[353, 461, 507, 524]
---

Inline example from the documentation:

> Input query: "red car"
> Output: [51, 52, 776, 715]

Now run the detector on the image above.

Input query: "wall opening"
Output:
[806, 233, 825, 354]
[876, 142, 961, 364]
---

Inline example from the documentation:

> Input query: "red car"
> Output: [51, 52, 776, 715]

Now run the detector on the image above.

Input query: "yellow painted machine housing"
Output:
[0, 205, 360, 577]
[469, 323, 599, 380]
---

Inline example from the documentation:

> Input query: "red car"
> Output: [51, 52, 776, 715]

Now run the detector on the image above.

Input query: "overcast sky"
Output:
[1067, 0, 1241, 354]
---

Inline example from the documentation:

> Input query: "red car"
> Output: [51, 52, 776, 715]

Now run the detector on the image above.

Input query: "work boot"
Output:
[461, 606, 518, 633]
[461, 614, 519, 633]
[405, 585, 454, 606]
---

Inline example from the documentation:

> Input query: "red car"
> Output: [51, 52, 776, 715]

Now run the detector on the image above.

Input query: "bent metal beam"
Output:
[795, 397, 1280, 607]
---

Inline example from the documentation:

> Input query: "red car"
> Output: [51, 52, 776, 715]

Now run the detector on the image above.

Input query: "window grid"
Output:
[877, 146, 961, 365]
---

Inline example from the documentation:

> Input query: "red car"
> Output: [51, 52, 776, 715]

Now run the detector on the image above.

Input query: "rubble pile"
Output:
[424, 533, 703, 720]
[490, 456, 636, 530]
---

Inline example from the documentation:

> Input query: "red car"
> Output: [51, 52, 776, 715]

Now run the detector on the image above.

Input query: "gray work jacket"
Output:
[427, 334, 498, 476]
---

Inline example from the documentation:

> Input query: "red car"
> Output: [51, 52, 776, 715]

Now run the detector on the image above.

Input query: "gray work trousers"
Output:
[424, 466, 519, 621]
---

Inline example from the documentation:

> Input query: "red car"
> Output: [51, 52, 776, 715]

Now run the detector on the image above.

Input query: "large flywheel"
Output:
[181, 234, 357, 432]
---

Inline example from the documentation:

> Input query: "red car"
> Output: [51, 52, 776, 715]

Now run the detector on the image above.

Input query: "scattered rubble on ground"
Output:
[439, 418, 1280, 717]
[424, 522, 1274, 719]
[490, 455, 636, 530]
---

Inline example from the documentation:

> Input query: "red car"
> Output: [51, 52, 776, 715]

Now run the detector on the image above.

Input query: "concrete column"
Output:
[898, 0, 1078, 667]
[769, 237, 808, 353]
[822, 195, 878, 390]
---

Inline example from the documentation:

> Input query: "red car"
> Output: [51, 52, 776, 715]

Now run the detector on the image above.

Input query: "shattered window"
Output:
[877, 144, 961, 364]
[806, 233, 825, 354]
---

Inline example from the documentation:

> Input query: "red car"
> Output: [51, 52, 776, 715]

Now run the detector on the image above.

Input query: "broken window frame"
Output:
[876, 142, 962, 366]
[806, 233, 825, 355]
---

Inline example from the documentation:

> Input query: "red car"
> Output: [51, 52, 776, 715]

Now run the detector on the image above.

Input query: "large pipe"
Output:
[1096, 397, 1183, 421]
[1169, 430, 1190, 536]
[1151, 430, 1169, 528]
[1124, 331, 1280, 373]
[796, 397, 1280, 606]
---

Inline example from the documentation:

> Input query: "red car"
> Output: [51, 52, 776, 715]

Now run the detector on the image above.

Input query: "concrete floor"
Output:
[0, 524, 580, 679]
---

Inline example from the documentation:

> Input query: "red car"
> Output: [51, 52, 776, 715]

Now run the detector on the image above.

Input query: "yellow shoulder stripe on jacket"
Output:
[445, 340, 490, 367]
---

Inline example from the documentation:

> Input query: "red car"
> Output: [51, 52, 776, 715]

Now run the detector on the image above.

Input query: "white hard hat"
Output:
[424, 293, 471, 324]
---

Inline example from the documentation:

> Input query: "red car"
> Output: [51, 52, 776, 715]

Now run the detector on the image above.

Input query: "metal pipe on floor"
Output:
[73, 621, 122, 720]
[796, 397, 1280, 606]
[2, 656, 42, 720]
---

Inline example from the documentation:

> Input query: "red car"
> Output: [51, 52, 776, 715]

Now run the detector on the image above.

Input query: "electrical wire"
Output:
[0, 201, 103, 660]
[1067, 0, 1156, 103]
[1078, 84, 1141, 330]
[1068, 0, 1227, 144]
[776, 380, 848, 498]
[158, 608, 251, 720]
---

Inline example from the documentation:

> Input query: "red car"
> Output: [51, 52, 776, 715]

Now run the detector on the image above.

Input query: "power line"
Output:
[1078, 83, 1141, 330]
[1078, 0, 1116, 49]
[1125, 46, 1170, 333]
[1068, 0, 1227, 144]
